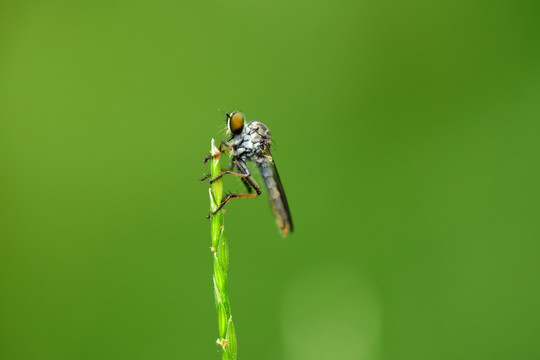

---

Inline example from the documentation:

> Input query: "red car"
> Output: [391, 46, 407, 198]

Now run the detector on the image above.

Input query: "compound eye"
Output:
[228, 111, 245, 135]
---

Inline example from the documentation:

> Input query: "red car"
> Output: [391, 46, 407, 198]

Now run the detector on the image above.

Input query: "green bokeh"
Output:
[1, 1, 539, 359]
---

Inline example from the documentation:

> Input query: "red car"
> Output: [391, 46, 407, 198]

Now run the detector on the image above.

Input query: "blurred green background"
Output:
[1, 1, 539, 359]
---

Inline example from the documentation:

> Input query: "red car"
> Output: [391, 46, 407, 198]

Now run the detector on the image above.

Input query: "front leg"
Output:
[203, 140, 233, 164]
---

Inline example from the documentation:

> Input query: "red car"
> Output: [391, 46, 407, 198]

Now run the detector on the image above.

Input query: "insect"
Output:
[201, 111, 293, 236]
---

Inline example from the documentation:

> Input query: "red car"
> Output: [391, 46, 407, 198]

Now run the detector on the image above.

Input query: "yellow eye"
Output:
[228, 111, 244, 135]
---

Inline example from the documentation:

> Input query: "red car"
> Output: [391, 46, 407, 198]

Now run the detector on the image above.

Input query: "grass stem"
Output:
[209, 139, 237, 360]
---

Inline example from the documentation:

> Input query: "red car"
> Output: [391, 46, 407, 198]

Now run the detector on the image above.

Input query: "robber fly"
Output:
[201, 111, 293, 236]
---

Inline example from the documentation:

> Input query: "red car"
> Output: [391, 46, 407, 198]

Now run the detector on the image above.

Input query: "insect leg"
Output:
[207, 192, 260, 218]
[239, 175, 254, 193]
[235, 160, 261, 194]
[230, 159, 253, 193]
[203, 140, 233, 164]
[206, 159, 262, 218]
[199, 158, 256, 188]
[208, 169, 251, 184]
[203, 159, 259, 186]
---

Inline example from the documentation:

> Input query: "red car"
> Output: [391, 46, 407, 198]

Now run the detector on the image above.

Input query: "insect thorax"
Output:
[232, 121, 272, 163]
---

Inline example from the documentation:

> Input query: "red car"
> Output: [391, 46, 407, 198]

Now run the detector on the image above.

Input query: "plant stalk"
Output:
[209, 139, 237, 360]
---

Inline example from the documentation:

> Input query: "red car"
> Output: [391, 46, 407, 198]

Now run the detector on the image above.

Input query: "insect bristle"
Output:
[216, 124, 228, 135]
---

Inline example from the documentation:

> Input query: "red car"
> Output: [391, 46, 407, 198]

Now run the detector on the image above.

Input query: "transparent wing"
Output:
[257, 153, 293, 236]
